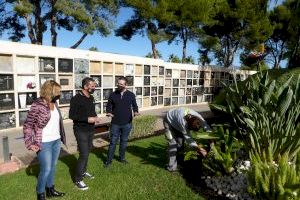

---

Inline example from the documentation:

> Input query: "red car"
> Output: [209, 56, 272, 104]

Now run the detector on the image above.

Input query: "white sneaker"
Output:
[75, 181, 89, 190]
[83, 172, 95, 179]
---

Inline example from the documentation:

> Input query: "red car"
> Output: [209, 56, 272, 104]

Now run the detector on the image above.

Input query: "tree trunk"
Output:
[25, 14, 37, 44]
[70, 33, 88, 49]
[34, 0, 43, 45]
[151, 39, 158, 59]
[223, 39, 230, 68]
[229, 42, 239, 68]
[50, 0, 57, 46]
[273, 59, 279, 69]
[182, 28, 187, 63]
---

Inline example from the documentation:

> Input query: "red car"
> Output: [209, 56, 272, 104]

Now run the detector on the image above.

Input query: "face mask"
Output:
[117, 85, 126, 91]
[89, 89, 95, 94]
[51, 95, 60, 103]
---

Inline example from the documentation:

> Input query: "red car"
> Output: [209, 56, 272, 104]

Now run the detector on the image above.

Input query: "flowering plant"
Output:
[26, 82, 36, 89]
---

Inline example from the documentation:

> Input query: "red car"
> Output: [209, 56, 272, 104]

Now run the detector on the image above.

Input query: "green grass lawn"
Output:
[0, 135, 205, 200]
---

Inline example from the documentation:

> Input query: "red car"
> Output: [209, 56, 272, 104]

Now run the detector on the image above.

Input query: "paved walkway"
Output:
[0, 104, 211, 168]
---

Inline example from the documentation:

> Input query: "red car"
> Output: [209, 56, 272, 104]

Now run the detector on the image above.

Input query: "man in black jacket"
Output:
[104, 76, 139, 167]
[69, 77, 101, 190]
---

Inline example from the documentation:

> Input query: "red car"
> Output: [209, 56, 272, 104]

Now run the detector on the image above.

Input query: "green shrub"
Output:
[211, 68, 300, 111]
[183, 128, 220, 162]
[248, 150, 300, 200]
[273, 68, 300, 87]
[130, 115, 158, 139]
[184, 126, 241, 176]
[211, 72, 300, 161]
[201, 126, 241, 176]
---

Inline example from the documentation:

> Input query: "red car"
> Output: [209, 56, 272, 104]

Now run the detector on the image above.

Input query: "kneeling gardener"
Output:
[163, 107, 211, 172]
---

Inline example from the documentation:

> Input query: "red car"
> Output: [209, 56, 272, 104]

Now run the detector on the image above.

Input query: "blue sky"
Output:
[1, 7, 206, 65]
[1, 1, 285, 67]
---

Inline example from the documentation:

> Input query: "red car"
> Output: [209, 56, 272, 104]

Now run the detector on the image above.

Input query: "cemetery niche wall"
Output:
[0, 41, 256, 131]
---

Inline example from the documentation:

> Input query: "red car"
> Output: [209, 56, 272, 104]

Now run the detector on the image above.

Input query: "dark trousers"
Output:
[73, 127, 94, 182]
[106, 123, 132, 163]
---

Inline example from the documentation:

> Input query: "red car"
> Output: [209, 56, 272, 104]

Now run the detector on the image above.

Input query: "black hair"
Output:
[186, 116, 202, 131]
[82, 77, 95, 89]
[117, 76, 128, 84]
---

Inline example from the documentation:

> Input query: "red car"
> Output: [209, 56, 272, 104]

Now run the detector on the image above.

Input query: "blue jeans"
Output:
[106, 123, 132, 163]
[36, 139, 61, 193]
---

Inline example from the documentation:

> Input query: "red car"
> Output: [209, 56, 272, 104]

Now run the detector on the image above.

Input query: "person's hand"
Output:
[30, 145, 40, 152]
[95, 117, 101, 125]
[196, 145, 207, 157]
[203, 124, 212, 132]
[106, 113, 114, 117]
[134, 112, 140, 117]
[88, 117, 97, 123]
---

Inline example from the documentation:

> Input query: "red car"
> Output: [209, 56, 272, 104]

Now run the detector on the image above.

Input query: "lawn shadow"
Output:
[25, 148, 77, 182]
[58, 148, 78, 182]
[126, 142, 167, 169]
[91, 147, 109, 164]
[25, 156, 39, 178]
[179, 157, 204, 187]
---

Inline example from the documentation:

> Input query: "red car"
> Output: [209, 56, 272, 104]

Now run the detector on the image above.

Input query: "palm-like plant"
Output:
[211, 72, 300, 161]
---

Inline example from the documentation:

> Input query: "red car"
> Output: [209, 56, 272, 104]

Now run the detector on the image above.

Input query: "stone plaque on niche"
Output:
[125, 64, 134, 75]
[0, 93, 14, 110]
[144, 65, 150, 75]
[164, 98, 170, 106]
[74, 58, 89, 74]
[0, 55, 13, 72]
[91, 76, 101, 88]
[93, 90, 101, 102]
[39, 57, 55, 72]
[143, 87, 150, 96]
[158, 96, 163, 105]
[0, 112, 15, 130]
[151, 97, 157, 106]
[58, 58, 73, 73]
[40, 74, 56, 87]
[60, 90, 73, 104]
[0, 74, 14, 91]
[135, 87, 142, 96]
[19, 111, 28, 126]
[159, 66, 164, 75]
[103, 89, 113, 100]
[75, 74, 88, 89]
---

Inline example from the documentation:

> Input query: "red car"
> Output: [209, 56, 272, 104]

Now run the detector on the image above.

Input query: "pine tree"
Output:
[115, 0, 171, 59]
[199, 0, 272, 68]
[4, 0, 119, 48]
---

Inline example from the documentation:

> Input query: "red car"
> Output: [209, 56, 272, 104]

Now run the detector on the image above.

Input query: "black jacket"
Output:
[69, 91, 97, 129]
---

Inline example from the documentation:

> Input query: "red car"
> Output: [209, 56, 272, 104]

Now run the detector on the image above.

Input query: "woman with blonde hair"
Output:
[23, 80, 66, 200]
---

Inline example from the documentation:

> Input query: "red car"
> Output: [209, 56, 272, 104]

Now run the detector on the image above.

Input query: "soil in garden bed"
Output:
[178, 157, 230, 200]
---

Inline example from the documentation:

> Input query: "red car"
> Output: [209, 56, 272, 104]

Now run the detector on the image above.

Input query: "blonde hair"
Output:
[40, 80, 61, 102]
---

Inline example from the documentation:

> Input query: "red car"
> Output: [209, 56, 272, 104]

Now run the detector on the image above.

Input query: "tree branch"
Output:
[70, 33, 88, 49]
